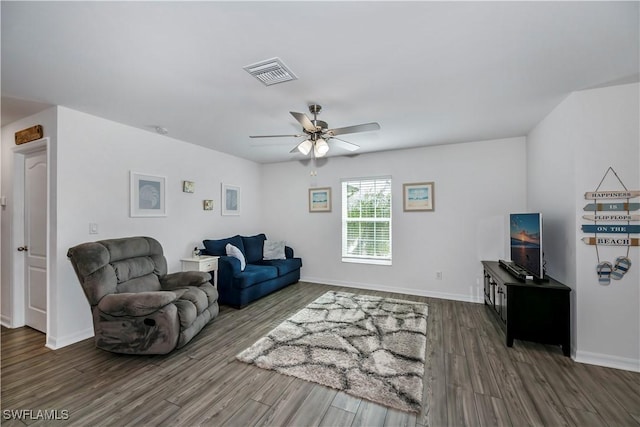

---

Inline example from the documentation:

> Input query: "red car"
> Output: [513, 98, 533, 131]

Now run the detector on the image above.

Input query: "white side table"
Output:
[181, 256, 219, 288]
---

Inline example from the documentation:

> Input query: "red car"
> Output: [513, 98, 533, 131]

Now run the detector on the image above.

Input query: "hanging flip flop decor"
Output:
[597, 261, 613, 285]
[582, 167, 638, 284]
[611, 256, 632, 280]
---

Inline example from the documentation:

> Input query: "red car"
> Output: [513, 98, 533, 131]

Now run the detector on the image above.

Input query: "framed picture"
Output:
[403, 182, 435, 212]
[183, 180, 195, 193]
[130, 172, 166, 217]
[203, 200, 213, 210]
[222, 183, 240, 215]
[309, 187, 332, 212]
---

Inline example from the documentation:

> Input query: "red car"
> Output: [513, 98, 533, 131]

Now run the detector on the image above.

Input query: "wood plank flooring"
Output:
[2, 282, 639, 426]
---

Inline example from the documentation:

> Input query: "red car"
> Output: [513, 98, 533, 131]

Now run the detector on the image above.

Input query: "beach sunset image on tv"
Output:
[510, 213, 542, 277]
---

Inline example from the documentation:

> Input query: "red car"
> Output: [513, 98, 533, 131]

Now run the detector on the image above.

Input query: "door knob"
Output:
[17, 246, 28, 252]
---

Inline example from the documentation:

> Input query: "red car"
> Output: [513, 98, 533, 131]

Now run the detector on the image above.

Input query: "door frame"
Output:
[11, 138, 50, 335]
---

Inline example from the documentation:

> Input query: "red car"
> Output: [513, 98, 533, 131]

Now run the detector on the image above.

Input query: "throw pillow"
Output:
[203, 235, 244, 256]
[226, 243, 246, 271]
[242, 234, 267, 264]
[263, 240, 286, 260]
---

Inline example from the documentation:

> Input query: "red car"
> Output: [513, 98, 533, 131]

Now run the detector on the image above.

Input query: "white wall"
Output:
[1, 106, 263, 347]
[1, 107, 58, 328]
[261, 137, 527, 302]
[528, 82, 640, 371]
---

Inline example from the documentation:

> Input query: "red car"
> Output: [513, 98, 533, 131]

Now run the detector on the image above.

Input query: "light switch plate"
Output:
[89, 223, 99, 234]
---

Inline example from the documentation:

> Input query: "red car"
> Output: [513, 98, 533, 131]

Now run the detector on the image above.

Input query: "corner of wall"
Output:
[527, 82, 639, 371]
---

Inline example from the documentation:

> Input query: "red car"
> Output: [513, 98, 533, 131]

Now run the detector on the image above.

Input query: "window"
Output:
[341, 176, 392, 265]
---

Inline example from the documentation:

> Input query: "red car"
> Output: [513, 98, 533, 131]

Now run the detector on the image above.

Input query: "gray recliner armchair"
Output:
[67, 236, 218, 355]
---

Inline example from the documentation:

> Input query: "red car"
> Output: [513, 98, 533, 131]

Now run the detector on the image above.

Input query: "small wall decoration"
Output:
[130, 172, 166, 217]
[581, 167, 638, 285]
[309, 187, 331, 212]
[203, 200, 214, 210]
[15, 124, 43, 145]
[183, 180, 195, 193]
[403, 182, 434, 212]
[222, 183, 240, 216]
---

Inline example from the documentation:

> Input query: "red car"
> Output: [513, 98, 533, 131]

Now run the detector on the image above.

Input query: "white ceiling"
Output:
[2, 1, 638, 164]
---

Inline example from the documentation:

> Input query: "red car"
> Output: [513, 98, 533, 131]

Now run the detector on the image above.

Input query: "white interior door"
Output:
[23, 150, 47, 333]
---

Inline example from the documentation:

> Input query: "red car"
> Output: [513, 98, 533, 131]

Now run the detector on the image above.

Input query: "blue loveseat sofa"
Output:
[202, 234, 302, 308]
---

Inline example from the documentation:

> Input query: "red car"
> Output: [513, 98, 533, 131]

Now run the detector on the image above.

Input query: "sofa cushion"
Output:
[97, 291, 177, 317]
[116, 273, 162, 294]
[258, 258, 302, 276]
[197, 282, 218, 305]
[160, 271, 211, 290]
[203, 235, 244, 257]
[173, 299, 197, 329]
[178, 287, 210, 314]
[112, 256, 156, 283]
[173, 286, 212, 329]
[241, 234, 266, 264]
[232, 264, 278, 289]
[226, 243, 246, 271]
[263, 240, 286, 260]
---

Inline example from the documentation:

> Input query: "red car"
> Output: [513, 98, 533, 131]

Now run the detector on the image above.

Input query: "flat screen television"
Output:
[510, 213, 544, 280]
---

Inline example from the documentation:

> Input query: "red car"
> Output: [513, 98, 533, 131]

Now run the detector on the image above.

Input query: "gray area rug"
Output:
[236, 290, 429, 413]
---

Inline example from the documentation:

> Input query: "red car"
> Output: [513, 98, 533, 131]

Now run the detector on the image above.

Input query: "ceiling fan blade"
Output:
[290, 111, 317, 133]
[329, 137, 360, 152]
[249, 134, 303, 138]
[327, 122, 380, 136]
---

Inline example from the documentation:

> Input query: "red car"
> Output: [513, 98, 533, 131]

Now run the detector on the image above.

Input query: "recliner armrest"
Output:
[97, 291, 178, 317]
[160, 271, 211, 290]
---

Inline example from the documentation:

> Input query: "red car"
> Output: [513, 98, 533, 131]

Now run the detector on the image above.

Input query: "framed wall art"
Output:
[222, 183, 240, 215]
[403, 182, 435, 212]
[309, 187, 332, 212]
[203, 200, 214, 210]
[130, 172, 166, 217]
[183, 180, 195, 193]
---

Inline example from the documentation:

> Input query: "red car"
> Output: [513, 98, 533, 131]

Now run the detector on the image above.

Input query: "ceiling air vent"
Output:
[243, 57, 298, 86]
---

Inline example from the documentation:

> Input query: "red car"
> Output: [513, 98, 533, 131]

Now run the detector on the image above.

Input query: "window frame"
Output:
[341, 176, 392, 265]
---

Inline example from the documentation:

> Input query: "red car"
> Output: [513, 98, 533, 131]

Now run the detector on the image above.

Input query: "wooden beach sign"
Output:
[581, 224, 640, 234]
[582, 237, 639, 246]
[584, 190, 640, 199]
[15, 124, 43, 145]
[583, 203, 640, 212]
[583, 214, 640, 221]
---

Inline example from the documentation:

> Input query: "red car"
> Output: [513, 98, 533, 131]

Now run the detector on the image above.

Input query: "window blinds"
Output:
[341, 176, 392, 264]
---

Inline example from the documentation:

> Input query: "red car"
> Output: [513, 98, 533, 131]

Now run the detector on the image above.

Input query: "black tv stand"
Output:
[483, 261, 571, 357]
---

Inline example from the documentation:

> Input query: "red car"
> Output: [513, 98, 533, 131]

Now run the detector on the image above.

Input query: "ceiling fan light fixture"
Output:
[297, 139, 313, 155]
[252, 104, 379, 158]
[314, 138, 329, 157]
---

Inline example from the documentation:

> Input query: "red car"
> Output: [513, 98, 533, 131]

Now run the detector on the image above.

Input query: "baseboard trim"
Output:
[301, 276, 483, 304]
[574, 350, 640, 373]
[0, 314, 13, 328]
[45, 328, 94, 350]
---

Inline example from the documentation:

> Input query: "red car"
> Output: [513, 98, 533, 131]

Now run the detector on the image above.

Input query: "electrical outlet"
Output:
[89, 223, 99, 234]
[436, 271, 443, 280]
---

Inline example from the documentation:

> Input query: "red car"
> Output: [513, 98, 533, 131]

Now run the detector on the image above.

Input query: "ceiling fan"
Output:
[250, 104, 380, 157]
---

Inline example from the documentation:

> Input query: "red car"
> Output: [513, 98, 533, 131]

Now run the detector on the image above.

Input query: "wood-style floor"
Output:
[2, 282, 639, 427]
